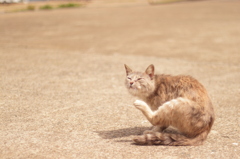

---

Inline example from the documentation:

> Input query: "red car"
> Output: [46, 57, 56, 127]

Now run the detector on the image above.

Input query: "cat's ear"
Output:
[124, 64, 133, 76]
[145, 64, 155, 80]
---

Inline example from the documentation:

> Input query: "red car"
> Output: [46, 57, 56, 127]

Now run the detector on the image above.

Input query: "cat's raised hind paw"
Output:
[134, 100, 148, 111]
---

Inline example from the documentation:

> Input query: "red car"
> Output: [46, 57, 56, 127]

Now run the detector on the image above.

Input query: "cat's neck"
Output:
[136, 74, 173, 110]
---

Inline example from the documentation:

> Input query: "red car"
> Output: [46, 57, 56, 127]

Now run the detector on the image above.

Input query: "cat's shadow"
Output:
[95, 126, 149, 141]
[95, 126, 181, 143]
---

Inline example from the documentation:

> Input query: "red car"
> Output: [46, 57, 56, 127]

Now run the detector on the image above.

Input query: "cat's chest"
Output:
[145, 97, 165, 111]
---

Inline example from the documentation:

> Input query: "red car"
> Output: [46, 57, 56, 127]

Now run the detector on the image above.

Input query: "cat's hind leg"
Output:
[134, 98, 192, 128]
[134, 99, 173, 127]
[133, 98, 210, 146]
[133, 100, 166, 134]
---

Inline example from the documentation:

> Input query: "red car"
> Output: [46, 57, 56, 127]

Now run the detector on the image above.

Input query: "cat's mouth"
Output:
[129, 85, 135, 89]
[129, 85, 141, 90]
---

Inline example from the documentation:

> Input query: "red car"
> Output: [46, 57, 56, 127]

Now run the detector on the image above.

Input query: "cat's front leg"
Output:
[134, 100, 155, 125]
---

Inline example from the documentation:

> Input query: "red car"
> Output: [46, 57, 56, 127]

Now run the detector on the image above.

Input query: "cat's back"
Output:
[155, 74, 205, 91]
[152, 74, 210, 107]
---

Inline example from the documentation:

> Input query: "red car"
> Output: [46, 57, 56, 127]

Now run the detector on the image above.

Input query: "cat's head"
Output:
[124, 64, 155, 97]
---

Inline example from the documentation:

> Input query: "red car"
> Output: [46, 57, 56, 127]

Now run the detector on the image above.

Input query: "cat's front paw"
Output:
[134, 100, 148, 111]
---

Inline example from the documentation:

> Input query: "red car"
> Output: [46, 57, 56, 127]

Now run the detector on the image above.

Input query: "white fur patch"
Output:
[134, 100, 147, 107]
[163, 101, 172, 108]
[162, 97, 189, 109]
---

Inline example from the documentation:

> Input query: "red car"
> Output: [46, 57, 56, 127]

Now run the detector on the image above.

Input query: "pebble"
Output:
[232, 143, 238, 146]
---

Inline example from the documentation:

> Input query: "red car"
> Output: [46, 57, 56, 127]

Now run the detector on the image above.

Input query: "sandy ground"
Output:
[0, 0, 240, 158]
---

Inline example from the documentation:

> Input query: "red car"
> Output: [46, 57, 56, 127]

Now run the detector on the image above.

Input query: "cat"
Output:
[124, 64, 215, 146]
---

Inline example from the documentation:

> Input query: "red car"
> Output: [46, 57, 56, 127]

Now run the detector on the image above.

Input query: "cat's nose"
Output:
[130, 81, 134, 86]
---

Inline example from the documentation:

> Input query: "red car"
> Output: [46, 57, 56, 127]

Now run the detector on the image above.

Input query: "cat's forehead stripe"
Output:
[127, 72, 144, 76]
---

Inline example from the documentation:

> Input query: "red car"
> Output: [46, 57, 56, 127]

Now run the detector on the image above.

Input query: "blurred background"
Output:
[1, 0, 239, 63]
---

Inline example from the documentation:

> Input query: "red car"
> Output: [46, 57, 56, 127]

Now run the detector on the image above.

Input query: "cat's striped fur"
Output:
[124, 64, 215, 146]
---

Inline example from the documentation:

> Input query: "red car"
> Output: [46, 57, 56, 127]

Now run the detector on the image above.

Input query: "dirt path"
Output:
[0, 0, 240, 158]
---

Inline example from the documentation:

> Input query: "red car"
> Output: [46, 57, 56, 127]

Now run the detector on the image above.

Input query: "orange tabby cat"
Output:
[124, 64, 215, 146]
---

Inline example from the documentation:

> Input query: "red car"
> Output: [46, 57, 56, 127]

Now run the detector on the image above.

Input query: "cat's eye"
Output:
[127, 77, 131, 80]
[137, 78, 143, 80]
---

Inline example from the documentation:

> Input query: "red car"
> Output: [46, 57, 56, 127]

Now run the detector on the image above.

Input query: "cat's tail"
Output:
[133, 130, 210, 146]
